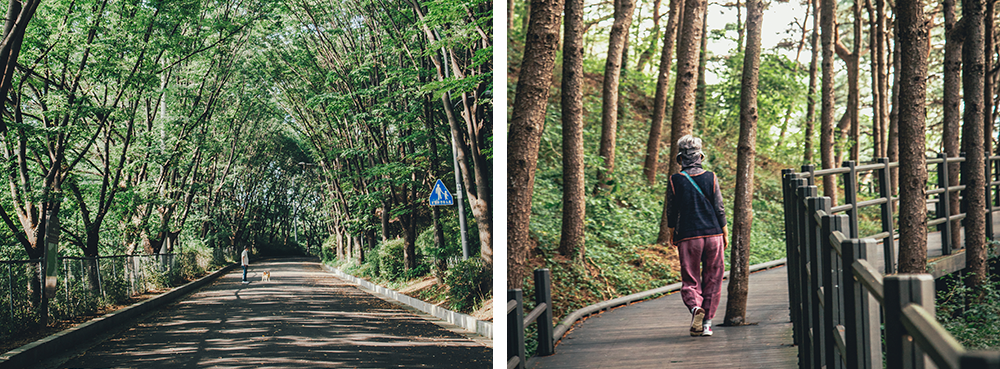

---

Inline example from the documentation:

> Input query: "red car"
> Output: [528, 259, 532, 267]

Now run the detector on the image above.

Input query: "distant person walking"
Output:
[665, 135, 728, 337]
[241, 246, 250, 282]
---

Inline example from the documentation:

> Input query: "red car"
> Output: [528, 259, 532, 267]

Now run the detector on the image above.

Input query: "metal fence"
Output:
[0, 252, 217, 341]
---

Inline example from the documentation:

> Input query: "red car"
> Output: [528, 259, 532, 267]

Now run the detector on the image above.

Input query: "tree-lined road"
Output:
[59, 258, 491, 368]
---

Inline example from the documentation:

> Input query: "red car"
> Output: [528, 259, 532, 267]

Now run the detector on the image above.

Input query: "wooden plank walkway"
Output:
[530, 266, 797, 369]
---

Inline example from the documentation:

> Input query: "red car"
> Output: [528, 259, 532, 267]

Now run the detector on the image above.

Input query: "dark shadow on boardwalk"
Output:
[530, 266, 797, 369]
[60, 257, 490, 368]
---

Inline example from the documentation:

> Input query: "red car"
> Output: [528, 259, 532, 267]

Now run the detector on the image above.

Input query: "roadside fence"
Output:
[0, 252, 214, 341]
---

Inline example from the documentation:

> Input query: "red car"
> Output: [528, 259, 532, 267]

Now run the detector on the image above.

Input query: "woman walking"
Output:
[665, 135, 728, 336]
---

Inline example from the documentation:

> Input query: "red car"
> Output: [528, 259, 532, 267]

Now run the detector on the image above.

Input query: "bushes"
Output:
[445, 258, 491, 313]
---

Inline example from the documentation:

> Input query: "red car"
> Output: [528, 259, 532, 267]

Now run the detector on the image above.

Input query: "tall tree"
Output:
[596, 0, 636, 191]
[507, 0, 562, 289]
[643, 0, 685, 184]
[820, 0, 837, 203]
[559, 0, 585, 258]
[657, 0, 708, 243]
[723, 0, 762, 327]
[943, 0, 963, 250]
[804, 0, 819, 164]
[961, 0, 989, 291]
[896, 0, 929, 274]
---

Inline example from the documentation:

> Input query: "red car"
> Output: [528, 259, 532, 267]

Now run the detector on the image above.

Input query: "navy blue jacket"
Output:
[666, 170, 726, 243]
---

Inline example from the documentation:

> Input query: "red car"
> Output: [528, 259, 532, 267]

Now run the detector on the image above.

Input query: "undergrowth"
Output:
[936, 260, 1000, 350]
[324, 236, 491, 315]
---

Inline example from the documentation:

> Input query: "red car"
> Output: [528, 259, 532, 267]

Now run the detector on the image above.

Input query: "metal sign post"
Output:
[449, 132, 470, 261]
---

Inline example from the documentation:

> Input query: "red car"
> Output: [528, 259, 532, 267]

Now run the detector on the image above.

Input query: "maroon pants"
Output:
[678, 235, 725, 320]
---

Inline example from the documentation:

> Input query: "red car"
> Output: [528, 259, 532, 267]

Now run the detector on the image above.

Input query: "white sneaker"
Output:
[690, 307, 705, 336]
[702, 325, 713, 336]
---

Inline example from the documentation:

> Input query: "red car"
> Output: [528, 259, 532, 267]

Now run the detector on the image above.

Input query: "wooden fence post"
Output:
[885, 274, 934, 369]
[508, 289, 525, 369]
[808, 196, 831, 369]
[534, 269, 554, 356]
[782, 171, 803, 348]
[797, 185, 818, 369]
[843, 160, 860, 238]
[842, 237, 882, 369]
[937, 153, 954, 255]
[877, 158, 896, 273]
[822, 213, 846, 369]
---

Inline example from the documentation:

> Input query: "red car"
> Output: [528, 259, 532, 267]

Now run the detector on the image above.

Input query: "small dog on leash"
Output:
[262, 270, 271, 282]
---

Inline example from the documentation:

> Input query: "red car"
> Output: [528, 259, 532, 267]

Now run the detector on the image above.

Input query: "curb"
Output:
[0, 263, 238, 369]
[321, 264, 493, 340]
[551, 258, 787, 342]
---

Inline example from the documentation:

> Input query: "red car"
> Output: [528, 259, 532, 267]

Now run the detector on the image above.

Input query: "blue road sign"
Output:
[429, 179, 454, 206]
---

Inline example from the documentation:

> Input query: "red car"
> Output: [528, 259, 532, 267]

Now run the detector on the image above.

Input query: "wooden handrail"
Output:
[784, 156, 1000, 368]
[901, 303, 965, 369]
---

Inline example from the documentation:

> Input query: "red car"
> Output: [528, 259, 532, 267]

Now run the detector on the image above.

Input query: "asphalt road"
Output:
[59, 257, 491, 368]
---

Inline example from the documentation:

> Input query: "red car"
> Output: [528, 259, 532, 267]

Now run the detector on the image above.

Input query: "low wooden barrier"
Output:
[507, 269, 554, 369]
[783, 157, 1000, 369]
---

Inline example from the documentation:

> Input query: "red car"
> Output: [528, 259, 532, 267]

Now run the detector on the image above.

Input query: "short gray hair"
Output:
[676, 134, 702, 152]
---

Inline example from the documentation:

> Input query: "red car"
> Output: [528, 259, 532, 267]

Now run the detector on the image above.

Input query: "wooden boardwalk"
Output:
[530, 266, 797, 369]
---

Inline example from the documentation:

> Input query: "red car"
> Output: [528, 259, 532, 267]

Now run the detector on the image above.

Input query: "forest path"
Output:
[529, 266, 797, 369]
[58, 258, 490, 368]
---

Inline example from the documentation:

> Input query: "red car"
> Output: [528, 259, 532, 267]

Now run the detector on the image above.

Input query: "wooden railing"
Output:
[507, 269, 554, 369]
[783, 157, 1000, 369]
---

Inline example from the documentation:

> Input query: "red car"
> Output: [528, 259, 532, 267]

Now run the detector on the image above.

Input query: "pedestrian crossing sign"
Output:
[429, 179, 454, 206]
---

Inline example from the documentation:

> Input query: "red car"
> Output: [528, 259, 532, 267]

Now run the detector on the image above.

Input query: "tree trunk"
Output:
[804, 0, 819, 164]
[596, 0, 636, 191]
[695, 10, 708, 124]
[507, 0, 562, 289]
[849, 0, 861, 162]
[723, 0, 762, 327]
[962, 0, 988, 292]
[896, 0, 929, 273]
[888, 32, 900, 194]
[867, 0, 881, 159]
[987, 0, 995, 160]
[820, 0, 838, 203]
[559, 0, 586, 259]
[944, 0, 963, 250]
[422, 91, 448, 275]
[643, 0, 685, 184]
[657, 0, 708, 244]
[634, 0, 663, 72]
[876, 0, 889, 159]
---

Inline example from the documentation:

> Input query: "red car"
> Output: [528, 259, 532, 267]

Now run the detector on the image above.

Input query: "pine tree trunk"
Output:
[634, 0, 663, 72]
[849, 0, 861, 162]
[657, 0, 708, 244]
[896, 0, 929, 274]
[962, 0, 988, 292]
[943, 0, 963, 250]
[867, 0, 881, 159]
[643, 0, 685, 184]
[597, 0, 636, 191]
[559, 0, 586, 258]
[888, 33, 900, 194]
[804, 0, 819, 164]
[987, 0, 995, 159]
[695, 11, 708, 124]
[877, 0, 889, 159]
[507, 0, 563, 289]
[724, 0, 762, 327]
[820, 0, 838, 203]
